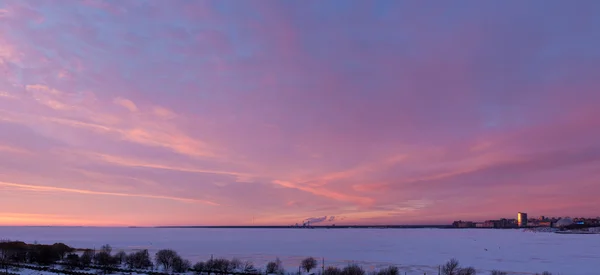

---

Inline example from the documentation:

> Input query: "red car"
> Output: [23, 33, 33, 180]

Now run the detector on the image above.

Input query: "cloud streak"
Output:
[0, 181, 219, 206]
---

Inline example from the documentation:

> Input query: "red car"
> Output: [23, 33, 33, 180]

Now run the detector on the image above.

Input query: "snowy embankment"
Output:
[1, 227, 599, 275]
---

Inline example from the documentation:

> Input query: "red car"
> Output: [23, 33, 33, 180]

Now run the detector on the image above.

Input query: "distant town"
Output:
[452, 211, 600, 230]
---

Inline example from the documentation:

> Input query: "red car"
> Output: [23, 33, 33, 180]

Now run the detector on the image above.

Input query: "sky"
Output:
[0, 0, 599, 227]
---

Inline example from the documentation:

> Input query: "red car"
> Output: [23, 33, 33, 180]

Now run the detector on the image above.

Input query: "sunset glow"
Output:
[1, 0, 599, 226]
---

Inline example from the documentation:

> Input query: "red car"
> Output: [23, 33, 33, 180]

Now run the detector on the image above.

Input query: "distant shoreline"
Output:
[149, 225, 453, 229]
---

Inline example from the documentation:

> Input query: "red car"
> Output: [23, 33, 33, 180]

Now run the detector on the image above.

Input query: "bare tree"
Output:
[266, 258, 284, 275]
[243, 261, 256, 273]
[115, 251, 127, 266]
[229, 258, 243, 271]
[207, 258, 232, 274]
[376, 266, 399, 275]
[323, 266, 342, 275]
[100, 244, 112, 255]
[457, 267, 475, 275]
[65, 253, 80, 270]
[125, 250, 153, 270]
[51, 243, 73, 260]
[172, 256, 191, 273]
[155, 249, 179, 272]
[81, 250, 94, 268]
[342, 264, 365, 275]
[193, 261, 206, 275]
[301, 257, 318, 273]
[0, 240, 11, 274]
[442, 259, 460, 275]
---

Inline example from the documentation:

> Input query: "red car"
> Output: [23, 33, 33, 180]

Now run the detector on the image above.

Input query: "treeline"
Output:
[0, 241, 74, 266]
[0, 241, 555, 275]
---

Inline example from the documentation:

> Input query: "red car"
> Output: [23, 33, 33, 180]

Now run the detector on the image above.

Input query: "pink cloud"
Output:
[113, 97, 138, 112]
[0, 0, 598, 226]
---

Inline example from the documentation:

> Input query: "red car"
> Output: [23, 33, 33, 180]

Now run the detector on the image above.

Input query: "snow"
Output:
[1, 227, 598, 275]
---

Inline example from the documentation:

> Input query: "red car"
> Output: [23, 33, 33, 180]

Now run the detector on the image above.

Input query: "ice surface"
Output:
[1, 227, 598, 275]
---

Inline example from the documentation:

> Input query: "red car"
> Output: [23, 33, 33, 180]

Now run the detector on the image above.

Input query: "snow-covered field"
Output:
[1, 227, 598, 275]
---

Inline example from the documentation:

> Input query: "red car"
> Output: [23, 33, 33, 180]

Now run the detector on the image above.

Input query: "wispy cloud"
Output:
[272, 180, 372, 205]
[0, 181, 219, 206]
[87, 152, 254, 181]
[113, 97, 138, 112]
[0, 144, 31, 155]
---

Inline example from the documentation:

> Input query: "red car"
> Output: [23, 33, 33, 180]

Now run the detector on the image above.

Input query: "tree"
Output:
[0, 241, 27, 264]
[376, 266, 399, 275]
[229, 258, 242, 271]
[491, 271, 507, 275]
[243, 261, 256, 273]
[457, 267, 475, 275]
[34, 244, 60, 265]
[172, 256, 191, 273]
[51, 243, 73, 260]
[125, 250, 153, 270]
[441, 259, 475, 275]
[442, 259, 460, 275]
[324, 267, 342, 275]
[266, 258, 284, 275]
[342, 264, 365, 275]
[206, 258, 231, 274]
[95, 250, 118, 273]
[81, 250, 94, 268]
[65, 253, 80, 270]
[100, 244, 113, 255]
[193, 261, 206, 274]
[0, 240, 11, 274]
[301, 257, 318, 273]
[115, 251, 127, 265]
[155, 249, 179, 272]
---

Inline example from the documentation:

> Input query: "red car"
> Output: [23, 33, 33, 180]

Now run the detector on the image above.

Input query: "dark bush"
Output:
[51, 243, 74, 260]
[442, 259, 460, 275]
[266, 258, 284, 275]
[193, 261, 205, 274]
[172, 257, 191, 273]
[94, 250, 118, 270]
[100, 245, 112, 255]
[80, 250, 94, 268]
[324, 266, 343, 275]
[243, 261, 256, 273]
[301, 257, 317, 273]
[229, 258, 242, 270]
[342, 264, 365, 275]
[114, 251, 127, 265]
[457, 267, 475, 275]
[125, 250, 153, 270]
[376, 266, 398, 275]
[0, 241, 28, 264]
[441, 259, 476, 275]
[155, 249, 178, 271]
[206, 258, 232, 274]
[65, 253, 80, 270]
[31, 244, 60, 265]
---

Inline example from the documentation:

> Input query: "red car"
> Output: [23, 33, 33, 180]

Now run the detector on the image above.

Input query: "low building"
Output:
[555, 218, 574, 228]
[538, 221, 552, 227]
[452, 221, 476, 228]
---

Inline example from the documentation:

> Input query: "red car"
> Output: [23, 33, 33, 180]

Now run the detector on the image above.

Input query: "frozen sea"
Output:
[1, 227, 598, 275]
